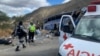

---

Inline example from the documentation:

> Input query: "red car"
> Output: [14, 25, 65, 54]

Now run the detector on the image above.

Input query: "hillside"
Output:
[24, 0, 91, 27]
[0, 11, 13, 37]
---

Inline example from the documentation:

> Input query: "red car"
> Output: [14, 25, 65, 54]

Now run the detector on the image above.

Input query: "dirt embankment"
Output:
[0, 29, 12, 38]
[0, 29, 50, 38]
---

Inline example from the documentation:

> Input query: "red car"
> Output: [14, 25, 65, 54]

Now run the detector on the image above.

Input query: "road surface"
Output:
[0, 35, 59, 56]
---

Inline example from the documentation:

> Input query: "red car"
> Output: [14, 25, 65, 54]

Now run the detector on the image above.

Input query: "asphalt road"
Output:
[0, 35, 59, 56]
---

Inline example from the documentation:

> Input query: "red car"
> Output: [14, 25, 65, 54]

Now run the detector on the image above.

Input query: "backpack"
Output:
[16, 25, 23, 35]
[29, 25, 36, 32]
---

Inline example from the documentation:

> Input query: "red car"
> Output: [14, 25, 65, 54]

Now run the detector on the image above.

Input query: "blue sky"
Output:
[0, 0, 70, 17]
[47, 0, 64, 5]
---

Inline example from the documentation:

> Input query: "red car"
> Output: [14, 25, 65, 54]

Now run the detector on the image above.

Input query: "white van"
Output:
[59, 0, 100, 56]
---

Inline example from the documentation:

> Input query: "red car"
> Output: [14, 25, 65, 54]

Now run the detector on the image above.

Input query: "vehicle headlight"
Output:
[9, 40, 12, 43]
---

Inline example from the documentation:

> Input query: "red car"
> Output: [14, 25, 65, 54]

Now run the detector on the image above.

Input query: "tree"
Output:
[0, 11, 10, 21]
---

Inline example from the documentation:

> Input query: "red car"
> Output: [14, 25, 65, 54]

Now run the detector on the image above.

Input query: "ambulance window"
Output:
[61, 16, 74, 33]
[74, 15, 100, 42]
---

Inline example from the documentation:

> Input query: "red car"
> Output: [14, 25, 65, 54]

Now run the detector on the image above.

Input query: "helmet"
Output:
[19, 21, 23, 25]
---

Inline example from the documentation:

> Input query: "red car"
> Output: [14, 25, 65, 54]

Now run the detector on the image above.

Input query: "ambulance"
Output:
[59, 0, 100, 56]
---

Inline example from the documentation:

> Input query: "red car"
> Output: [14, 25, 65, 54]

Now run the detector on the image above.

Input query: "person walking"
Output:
[15, 21, 27, 51]
[28, 22, 36, 43]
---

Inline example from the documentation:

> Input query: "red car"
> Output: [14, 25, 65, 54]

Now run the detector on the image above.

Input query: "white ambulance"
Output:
[59, 0, 100, 56]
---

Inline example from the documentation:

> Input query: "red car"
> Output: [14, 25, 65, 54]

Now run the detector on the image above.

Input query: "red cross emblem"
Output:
[64, 43, 74, 50]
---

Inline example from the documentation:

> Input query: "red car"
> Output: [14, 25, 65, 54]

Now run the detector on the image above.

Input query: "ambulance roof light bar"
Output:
[88, 5, 96, 12]
[91, 0, 100, 4]
[87, 0, 99, 12]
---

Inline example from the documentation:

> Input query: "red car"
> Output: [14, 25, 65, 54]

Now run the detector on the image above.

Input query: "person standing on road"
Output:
[28, 22, 36, 43]
[15, 21, 27, 51]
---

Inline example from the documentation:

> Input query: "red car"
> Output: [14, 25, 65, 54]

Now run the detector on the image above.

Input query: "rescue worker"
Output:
[28, 22, 36, 43]
[15, 21, 27, 51]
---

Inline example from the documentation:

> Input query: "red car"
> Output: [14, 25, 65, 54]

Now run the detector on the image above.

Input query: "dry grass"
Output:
[0, 29, 12, 38]
[41, 30, 50, 35]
